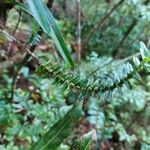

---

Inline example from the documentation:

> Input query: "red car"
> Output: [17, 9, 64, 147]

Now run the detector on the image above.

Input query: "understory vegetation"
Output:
[0, 0, 150, 150]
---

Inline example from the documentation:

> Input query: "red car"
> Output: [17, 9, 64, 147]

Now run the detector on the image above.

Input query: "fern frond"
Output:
[36, 42, 150, 97]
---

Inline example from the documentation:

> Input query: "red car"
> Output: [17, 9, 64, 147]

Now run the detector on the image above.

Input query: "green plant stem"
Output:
[10, 44, 37, 102]
[8, 8, 22, 54]
[87, 52, 140, 77]
[1, 28, 150, 98]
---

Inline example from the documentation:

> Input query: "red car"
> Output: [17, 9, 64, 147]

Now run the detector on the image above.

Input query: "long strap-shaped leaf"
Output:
[73, 137, 92, 150]
[31, 104, 82, 150]
[26, 0, 74, 67]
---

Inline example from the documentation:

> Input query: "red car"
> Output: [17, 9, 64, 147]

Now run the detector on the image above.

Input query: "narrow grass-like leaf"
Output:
[44, 6, 74, 67]
[31, 104, 82, 150]
[15, 2, 31, 14]
[73, 137, 91, 150]
[26, 0, 51, 34]
[73, 129, 97, 150]
[26, 0, 74, 67]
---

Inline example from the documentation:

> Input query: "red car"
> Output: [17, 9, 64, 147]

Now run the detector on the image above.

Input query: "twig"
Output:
[10, 27, 43, 101]
[10, 44, 38, 102]
[112, 19, 137, 58]
[0, 23, 5, 29]
[9, 0, 54, 102]
[87, 60, 113, 77]
[13, 8, 22, 35]
[8, 8, 22, 54]
[0, 28, 40, 101]
[0, 29, 39, 62]
[87, 52, 140, 77]
[10, 26, 43, 101]
[77, 0, 81, 62]
[127, 24, 149, 49]
[112, 0, 150, 58]
[82, 0, 125, 50]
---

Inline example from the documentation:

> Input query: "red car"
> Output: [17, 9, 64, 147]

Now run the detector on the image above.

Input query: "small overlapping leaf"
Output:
[140, 41, 150, 59]
[133, 56, 140, 67]
[140, 41, 150, 71]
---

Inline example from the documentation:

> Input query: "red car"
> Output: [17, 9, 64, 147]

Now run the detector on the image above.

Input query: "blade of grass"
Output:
[26, 0, 74, 67]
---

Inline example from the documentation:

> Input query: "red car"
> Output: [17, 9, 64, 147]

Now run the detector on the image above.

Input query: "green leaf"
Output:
[26, 0, 51, 34]
[3, 0, 15, 4]
[117, 86, 123, 95]
[15, 2, 31, 14]
[26, 0, 74, 67]
[73, 129, 97, 150]
[73, 137, 91, 150]
[20, 67, 29, 79]
[124, 80, 132, 89]
[44, 6, 74, 67]
[31, 104, 82, 150]
[126, 63, 133, 74]
[107, 90, 113, 101]
[133, 56, 140, 67]
[140, 41, 150, 59]
[133, 73, 142, 81]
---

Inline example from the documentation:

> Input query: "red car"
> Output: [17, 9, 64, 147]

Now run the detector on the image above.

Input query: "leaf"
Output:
[126, 63, 133, 74]
[132, 73, 142, 81]
[20, 67, 29, 79]
[44, 6, 74, 67]
[114, 73, 120, 83]
[26, 0, 51, 34]
[124, 80, 132, 89]
[133, 56, 140, 67]
[4, 0, 15, 4]
[73, 137, 91, 150]
[122, 65, 128, 77]
[140, 41, 150, 59]
[107, 90, 113, 101]
[117, 86, 123, 95]
[26, 0, 74, 67]
[73, 129, 97, 150]
[31, 104, 82, 150]
[15, 2, 31, 14]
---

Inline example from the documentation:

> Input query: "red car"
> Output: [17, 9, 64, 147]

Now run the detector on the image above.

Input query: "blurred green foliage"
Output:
[0, 0, 150, 149]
